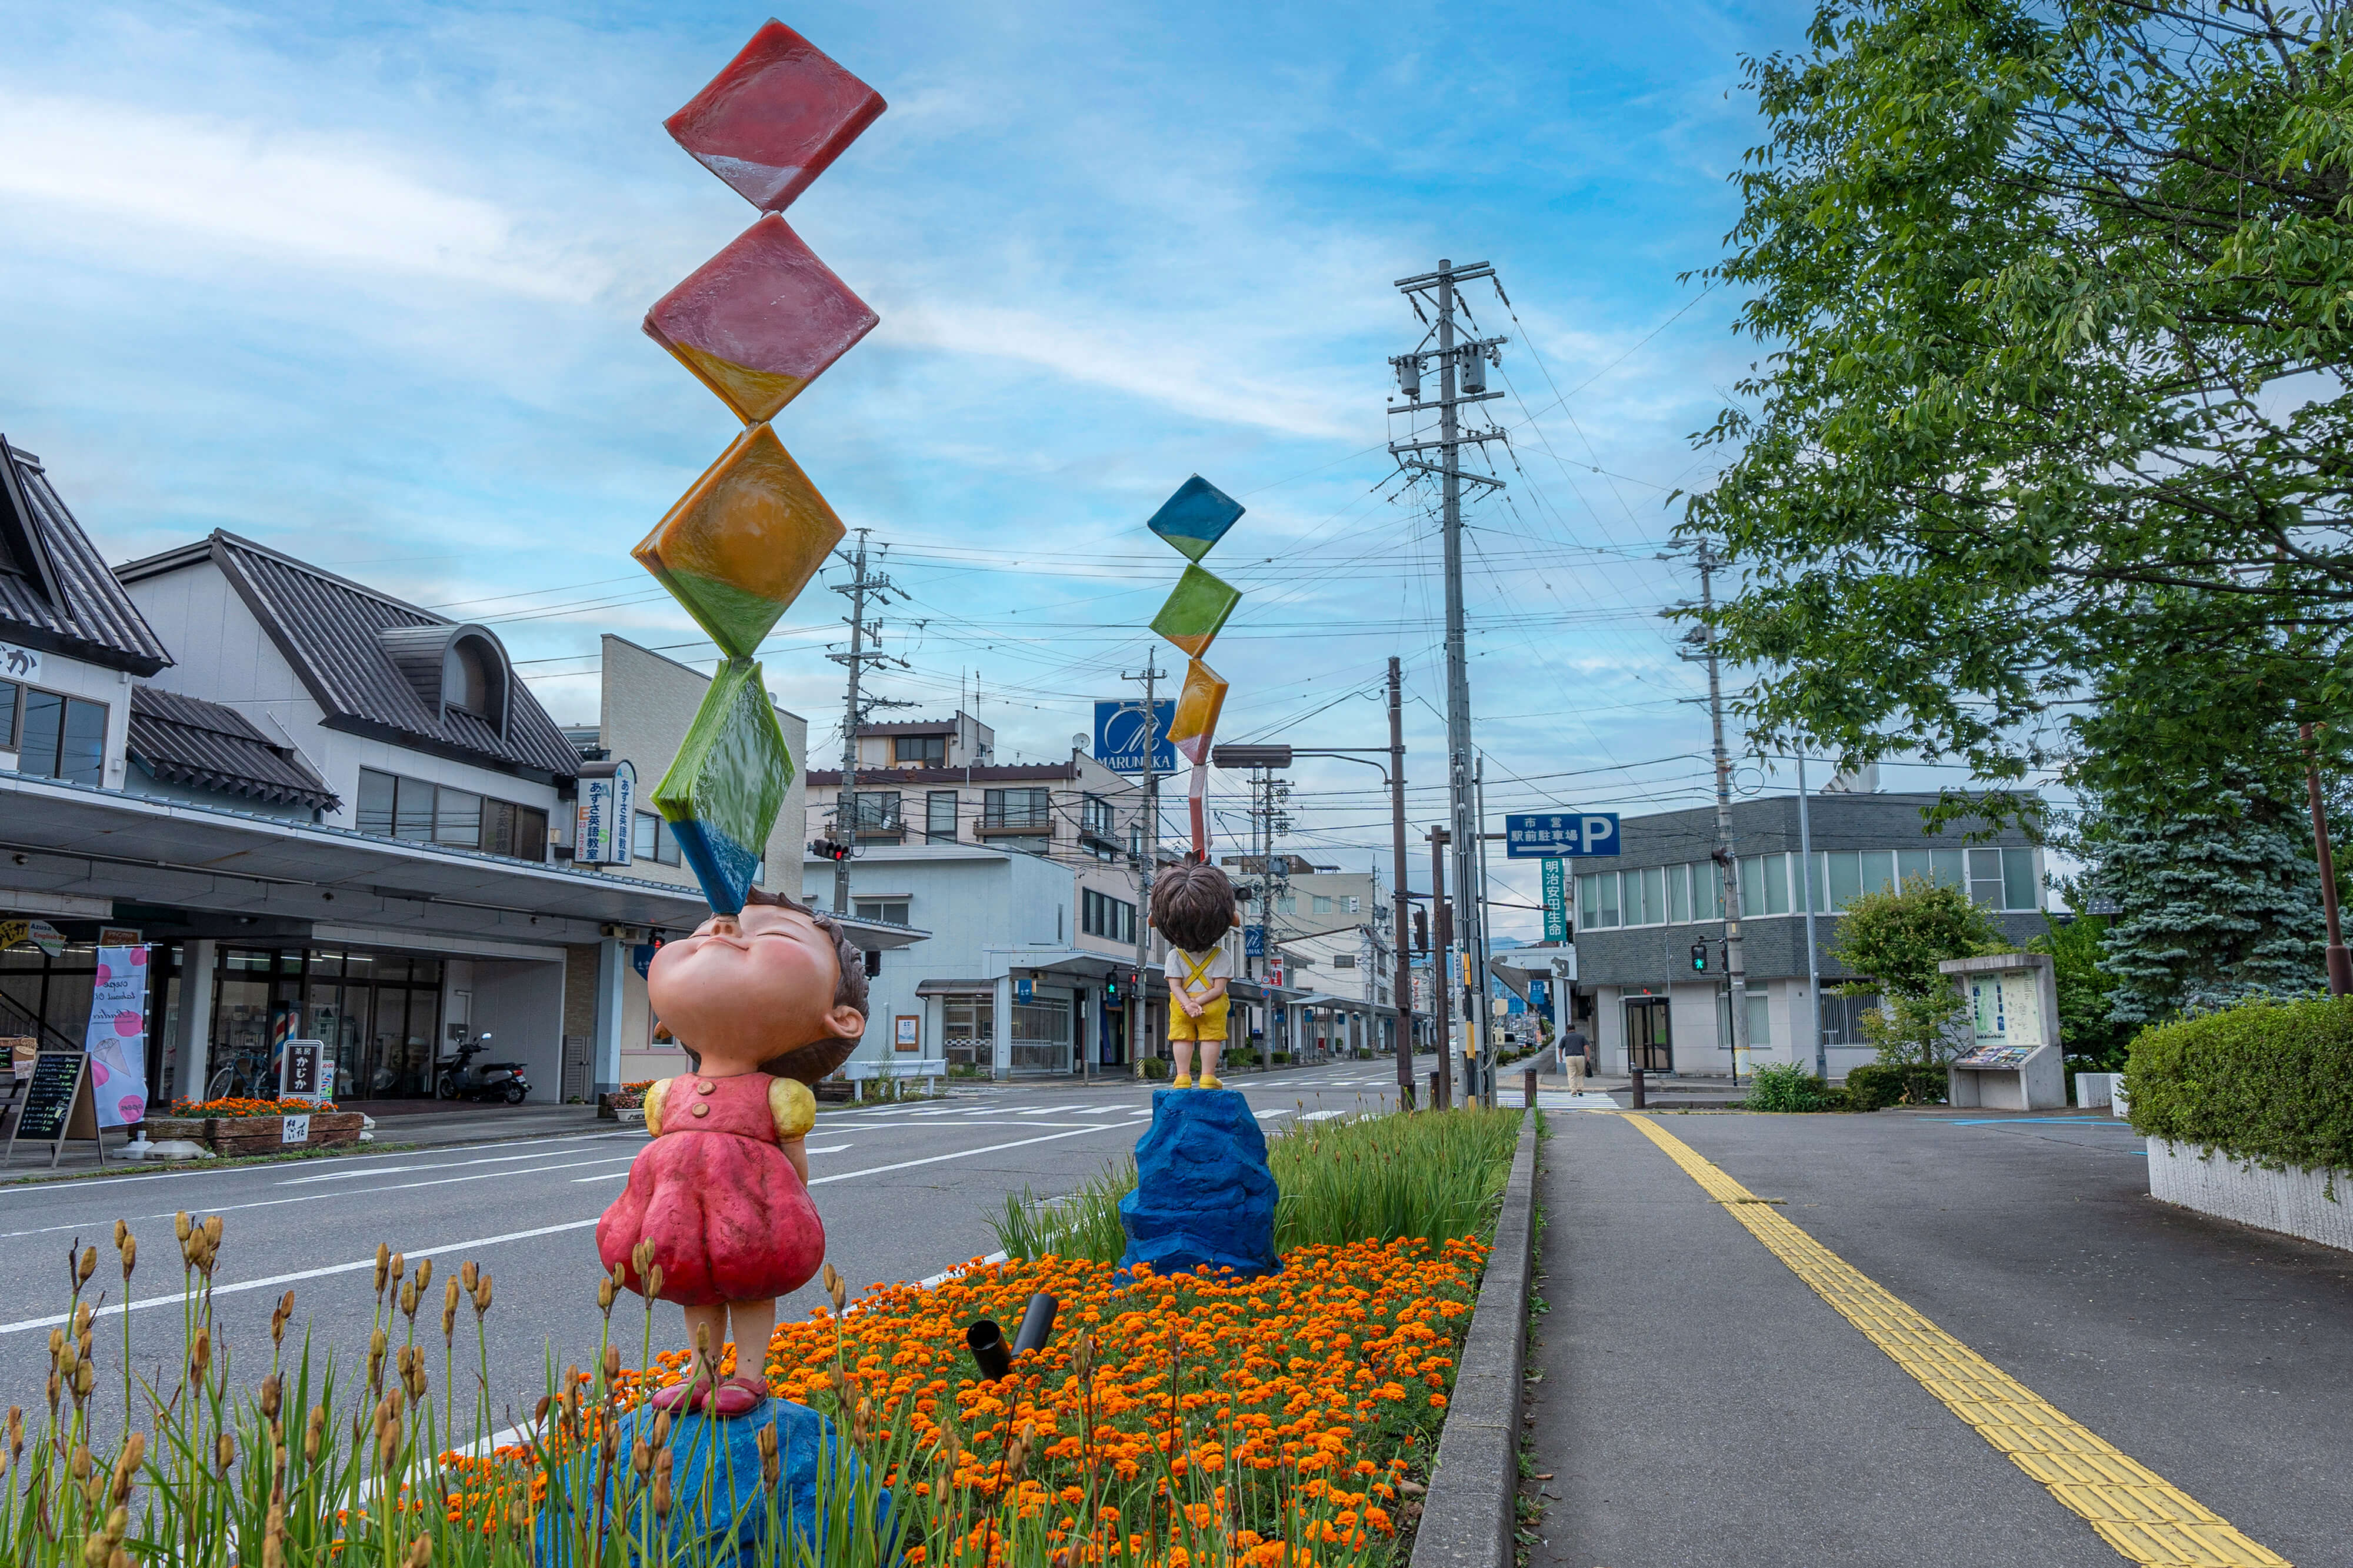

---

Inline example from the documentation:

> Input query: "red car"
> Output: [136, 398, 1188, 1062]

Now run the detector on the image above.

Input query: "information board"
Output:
[1504, 813, 1621, 859]
[4, 1052, 100, 1169]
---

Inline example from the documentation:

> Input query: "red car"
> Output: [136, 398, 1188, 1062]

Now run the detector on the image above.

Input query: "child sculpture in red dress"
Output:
[597, 888, 867, 1415]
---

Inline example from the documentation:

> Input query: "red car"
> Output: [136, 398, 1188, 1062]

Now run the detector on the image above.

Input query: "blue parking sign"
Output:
[1504, 812, 1621, 859]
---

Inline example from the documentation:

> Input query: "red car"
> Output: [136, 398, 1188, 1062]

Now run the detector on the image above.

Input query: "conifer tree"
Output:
[2081, 782, 2324, 1029]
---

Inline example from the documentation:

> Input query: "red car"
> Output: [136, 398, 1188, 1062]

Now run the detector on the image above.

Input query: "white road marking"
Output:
[802, 1143, 853, 1155]
[1298, 1110, 1351, 1122]
[0, 1131, 635, 1197]
[1015, 1109, 1057, 1117]
[276, 1145, 638, 1185]
[0, 1156, 642, 1240]
[0, 1217, 602, 1336]
[1254, 1109, 1292, 1120]
[576, 1123, 1132, 1187]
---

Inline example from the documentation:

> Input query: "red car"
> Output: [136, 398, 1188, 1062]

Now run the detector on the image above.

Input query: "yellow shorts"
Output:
[1169, 995, 1229, 1042]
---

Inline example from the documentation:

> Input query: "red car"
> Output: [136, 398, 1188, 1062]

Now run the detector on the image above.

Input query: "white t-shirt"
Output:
[1163, 945, 1232, 1000]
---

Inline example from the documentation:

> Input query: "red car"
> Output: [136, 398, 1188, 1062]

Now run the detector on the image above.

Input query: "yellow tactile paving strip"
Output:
[1619, 1113, 2289, 1568]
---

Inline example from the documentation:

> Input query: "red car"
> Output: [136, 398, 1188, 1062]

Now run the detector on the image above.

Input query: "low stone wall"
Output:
[2147, 1137, 2353, 1253]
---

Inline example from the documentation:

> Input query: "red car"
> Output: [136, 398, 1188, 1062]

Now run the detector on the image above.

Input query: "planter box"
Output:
[139, 1116, 211, 1143]
[203, 1112, 367, 1157]
[2147, 1137, 2353, 1254]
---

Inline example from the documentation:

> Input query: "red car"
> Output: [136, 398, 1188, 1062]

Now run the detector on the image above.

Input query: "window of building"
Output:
[1082, 888, 1136, 943]
[1819, 991, 1881, 1047]
[1277, 895, 1297, 914]
[13, 686, 106, 786]
[926, 790, 959, 843]
[984, 787, 1052, 828]
[1083, 794, 1115, 837]
[1667, 862, 1691, 923]
[1012, 995, 1072, 1070]
[894, 734, 946, 768]
[1332, 953, 1356, 969]
[854, 899, 910, 925]
[355, 767, 545, 860]
[0, 679, 16, 749]
[1745, 982, 1771, 1049]
[850, 790, 902, 832]
[1312, 895, 1332, 914]
[632, 810, 682, 866]
[444, 640, 493, 715]
[942, 993, 993, 1067]
[1347, 896, 1361, 914]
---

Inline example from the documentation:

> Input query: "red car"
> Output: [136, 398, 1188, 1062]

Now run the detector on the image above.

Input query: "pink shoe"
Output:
[711, 1374, 768, 1416]
[650, 1365, 716, 1413]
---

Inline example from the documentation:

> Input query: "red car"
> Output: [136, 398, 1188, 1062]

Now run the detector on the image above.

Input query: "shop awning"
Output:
[0, 771, 929, 951]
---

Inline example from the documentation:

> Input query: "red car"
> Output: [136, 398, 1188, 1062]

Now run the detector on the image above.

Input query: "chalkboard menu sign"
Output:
[3, 1052, 99, 1170]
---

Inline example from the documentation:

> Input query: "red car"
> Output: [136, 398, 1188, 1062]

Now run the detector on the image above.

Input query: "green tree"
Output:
[1684, 0, 2353, 818]
[2078, 778, 2324, 1027]
[2028, 911, 2131, 1072]
[1831, 876, 2008, 1100]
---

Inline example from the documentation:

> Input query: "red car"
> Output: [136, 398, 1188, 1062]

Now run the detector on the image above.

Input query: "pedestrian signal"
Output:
[1690, 942, 1709, 972]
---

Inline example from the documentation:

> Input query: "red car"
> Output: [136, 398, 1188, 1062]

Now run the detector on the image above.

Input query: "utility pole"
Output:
[1428, 825, 1455, 1110]
[1121, 659, 1165, 1077]
[1695, 542, 1749, 1078]
[1247, 765, 1293, 1073]
[1392, 259, 1508, 1112]
[1388, 658, 1415, 1109]
[1474, 756, 1496, 1106]
[826, 530, 913, 915]
[1797, 752, 1825, 1077]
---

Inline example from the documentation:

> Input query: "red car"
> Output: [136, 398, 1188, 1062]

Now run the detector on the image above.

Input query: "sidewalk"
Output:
[1522, 1109, 2349, 1566]
[1, 1099, 612, 1183]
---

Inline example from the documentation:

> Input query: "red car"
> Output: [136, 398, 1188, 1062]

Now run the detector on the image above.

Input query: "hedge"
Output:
[2125, 996, 2353, 1173]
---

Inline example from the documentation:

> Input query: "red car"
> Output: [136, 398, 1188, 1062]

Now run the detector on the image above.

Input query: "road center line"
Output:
[1619, 1113, 2287, 1568]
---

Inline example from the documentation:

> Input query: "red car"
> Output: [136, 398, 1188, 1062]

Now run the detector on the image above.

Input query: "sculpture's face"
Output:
[647, 903, 860, 1070]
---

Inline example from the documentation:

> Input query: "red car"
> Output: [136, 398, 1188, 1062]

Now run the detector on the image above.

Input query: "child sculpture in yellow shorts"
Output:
[1151, 859, 1238, 1089]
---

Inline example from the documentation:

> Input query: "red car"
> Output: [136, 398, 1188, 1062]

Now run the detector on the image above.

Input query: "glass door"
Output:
[1626, 997, 1673, 1073]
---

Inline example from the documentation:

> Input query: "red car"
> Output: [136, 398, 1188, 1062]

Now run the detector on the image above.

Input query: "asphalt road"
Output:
[0, 1057, 1432, 1443]
[1529, 1109, 2353, 1568]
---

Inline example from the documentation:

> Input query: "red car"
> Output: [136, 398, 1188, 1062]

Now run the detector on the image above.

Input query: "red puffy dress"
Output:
[596, 1072, 825, 1306]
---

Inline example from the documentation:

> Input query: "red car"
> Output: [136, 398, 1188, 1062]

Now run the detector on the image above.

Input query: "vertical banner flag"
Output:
[1541, 858, 1569, 943]
[84, 946, 151, 1127]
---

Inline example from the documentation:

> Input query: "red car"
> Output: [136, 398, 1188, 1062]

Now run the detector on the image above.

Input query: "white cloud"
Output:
[0, 90, 605, 301]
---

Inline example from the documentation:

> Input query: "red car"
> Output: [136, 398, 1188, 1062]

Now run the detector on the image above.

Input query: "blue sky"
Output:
[0, 0, 1921, 936]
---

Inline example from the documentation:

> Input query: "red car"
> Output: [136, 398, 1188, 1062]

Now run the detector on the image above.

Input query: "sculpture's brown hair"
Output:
[674, 888, 869, 1085]
[1149, 859, 1238, 953]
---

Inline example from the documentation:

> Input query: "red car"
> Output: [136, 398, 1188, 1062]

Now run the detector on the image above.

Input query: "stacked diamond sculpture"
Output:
[1144, 475, 1247, 856]
[636, 19, 885, 915]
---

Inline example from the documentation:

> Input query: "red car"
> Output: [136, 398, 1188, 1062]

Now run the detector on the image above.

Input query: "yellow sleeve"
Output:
[643, 1077, 672, 1138]
[768, 1077, 815, 1142]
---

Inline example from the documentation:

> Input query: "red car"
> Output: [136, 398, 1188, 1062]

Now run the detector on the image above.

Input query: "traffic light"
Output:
[1105, 972, 1121, 1002]
[808, 839, 849, 863]
[1413, 908, 1429, 951]
[1690, 942, 1709, 972]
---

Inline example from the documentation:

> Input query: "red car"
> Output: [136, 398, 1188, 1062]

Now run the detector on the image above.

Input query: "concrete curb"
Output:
[1410, 1109, 1538, 1568]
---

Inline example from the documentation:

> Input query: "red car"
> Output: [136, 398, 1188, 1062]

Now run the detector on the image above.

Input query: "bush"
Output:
[1140, 1057, 1170, 1080]
[2125, 995, 2353, 1172]
[991, 1106, 1526, 1263]
[1743, 1062, 1835, 1112]
[1838, 1060, 1945, 1110]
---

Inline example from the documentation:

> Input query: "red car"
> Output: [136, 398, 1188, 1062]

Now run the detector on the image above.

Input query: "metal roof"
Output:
[0, 441, 171, 675]
[116, 531, 579, 782]
[805, 763, 1072, 785]
[126, 684, 339, 812]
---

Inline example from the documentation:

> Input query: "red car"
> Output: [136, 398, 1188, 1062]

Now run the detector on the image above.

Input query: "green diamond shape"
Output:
[1149, 563, 1241, 658]
[651, 658, 794, 913]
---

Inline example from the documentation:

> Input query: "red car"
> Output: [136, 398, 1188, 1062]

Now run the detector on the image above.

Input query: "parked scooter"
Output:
[434, 1032, 531, 1105]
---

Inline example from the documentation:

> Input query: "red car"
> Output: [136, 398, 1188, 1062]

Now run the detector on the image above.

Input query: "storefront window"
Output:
[942, 995, 992, 1067]
[205, 947, 442, 1100]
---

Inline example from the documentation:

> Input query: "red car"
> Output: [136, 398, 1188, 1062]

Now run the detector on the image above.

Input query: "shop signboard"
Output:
[279, 1039, 332, 1105]
[98, 926, 142, 949]
[1541, 857, 1569, 941]
[281, 1113, 311, 1144]
[82, 946, 150, 1128]
[0, 640, 39, 680]
[575, 760, 636, 866]
[1092, 699, 1177, 776]
[2, 1051, 99, 1169]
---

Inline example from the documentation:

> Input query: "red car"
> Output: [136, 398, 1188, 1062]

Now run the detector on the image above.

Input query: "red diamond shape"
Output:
[644, 214, 879, 424]
[665, 19, 886, 212]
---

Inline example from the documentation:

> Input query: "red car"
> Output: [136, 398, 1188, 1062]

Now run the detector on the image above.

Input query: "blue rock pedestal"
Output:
[1117, 1088, 1282, 1281]
[535, 1396, 892, 1566]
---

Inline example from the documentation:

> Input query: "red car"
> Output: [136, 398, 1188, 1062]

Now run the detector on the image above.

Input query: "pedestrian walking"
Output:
[1559, 1025, 1590, 1093]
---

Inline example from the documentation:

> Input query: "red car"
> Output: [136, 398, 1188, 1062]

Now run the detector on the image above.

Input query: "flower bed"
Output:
[144, 1097, 362, 1153]
[449, 1239, 1483, 1565]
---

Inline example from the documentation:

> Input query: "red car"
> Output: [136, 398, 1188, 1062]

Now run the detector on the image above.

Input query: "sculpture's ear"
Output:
[823, 1004, 865, 1040]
